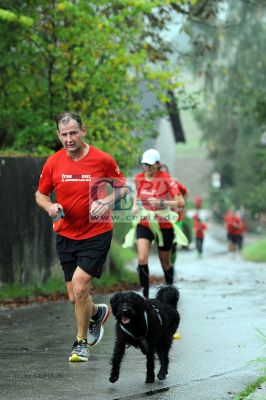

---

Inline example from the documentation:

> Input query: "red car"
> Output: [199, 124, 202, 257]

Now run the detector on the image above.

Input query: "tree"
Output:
[0, 0, 195, 171]
[184, 0, 266, 213]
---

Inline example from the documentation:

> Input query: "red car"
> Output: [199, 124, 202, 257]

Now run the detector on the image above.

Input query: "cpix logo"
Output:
[15, 372, 64, 380]
[90, 178, 134, 211]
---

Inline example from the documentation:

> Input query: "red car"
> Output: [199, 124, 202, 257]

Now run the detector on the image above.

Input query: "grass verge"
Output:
[242, 237, 266, 262]
[233, 375, 266, 400]
[234, 329, 266, 399]
[0, 277, 67, 301]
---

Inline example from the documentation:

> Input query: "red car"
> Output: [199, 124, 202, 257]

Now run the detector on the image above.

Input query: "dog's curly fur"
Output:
[109, 285, 180, 384]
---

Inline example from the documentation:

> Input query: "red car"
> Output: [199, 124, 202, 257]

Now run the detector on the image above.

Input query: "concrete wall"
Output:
[0, 157, 57, 285]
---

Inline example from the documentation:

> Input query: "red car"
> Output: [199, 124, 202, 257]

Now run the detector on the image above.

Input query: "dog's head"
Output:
[110, 292, 145, 326]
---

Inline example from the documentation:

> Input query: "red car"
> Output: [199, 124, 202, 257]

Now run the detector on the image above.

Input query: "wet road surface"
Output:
[0, 223, 265, 400]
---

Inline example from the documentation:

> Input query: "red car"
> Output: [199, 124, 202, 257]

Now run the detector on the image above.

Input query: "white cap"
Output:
[141, 149, 160, 165]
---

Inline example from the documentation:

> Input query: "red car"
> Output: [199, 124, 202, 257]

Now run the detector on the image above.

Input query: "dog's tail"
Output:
[155, 285, 179, 308]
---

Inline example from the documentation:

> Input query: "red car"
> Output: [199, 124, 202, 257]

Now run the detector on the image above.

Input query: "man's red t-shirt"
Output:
[38, 146, 126, 240]
[134, 170, 180, 229]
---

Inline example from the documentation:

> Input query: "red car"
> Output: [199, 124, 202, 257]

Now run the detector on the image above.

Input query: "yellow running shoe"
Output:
[69, 339, 89, 362]
[173, 332, 181, 340]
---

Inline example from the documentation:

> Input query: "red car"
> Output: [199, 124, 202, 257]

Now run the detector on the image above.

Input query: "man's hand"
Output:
[48, 203, 64, 218]
[90, 200, 110, 217]
[35, 191, 64, 218]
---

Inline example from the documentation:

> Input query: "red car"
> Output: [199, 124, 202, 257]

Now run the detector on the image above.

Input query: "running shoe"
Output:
[87, 304, 110, 346]
[173, 332, 181, 340]
[69, 339, 89, 362]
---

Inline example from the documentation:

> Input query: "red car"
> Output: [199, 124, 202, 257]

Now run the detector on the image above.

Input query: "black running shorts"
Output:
[136, 224, 174, 251]
[56, 230, 113, 282]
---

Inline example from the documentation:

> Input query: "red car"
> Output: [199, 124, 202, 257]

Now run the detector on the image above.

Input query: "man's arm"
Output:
[35, 190, 63, 218]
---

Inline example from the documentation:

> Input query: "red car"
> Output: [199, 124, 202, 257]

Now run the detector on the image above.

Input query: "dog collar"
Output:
[119, 310, 149, 345]
[120, 313, 150, 353]
[151, 305, 163, 326]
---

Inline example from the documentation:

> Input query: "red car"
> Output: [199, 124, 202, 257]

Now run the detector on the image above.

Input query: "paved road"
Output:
[0, 224, 265, 400]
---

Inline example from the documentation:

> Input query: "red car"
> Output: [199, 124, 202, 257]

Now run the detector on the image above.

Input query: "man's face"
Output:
[57, 119, 86, 154]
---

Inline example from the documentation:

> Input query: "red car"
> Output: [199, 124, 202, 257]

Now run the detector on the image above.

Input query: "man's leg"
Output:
[71, 266, 93, 339]
[67, 267, 93, 362]
[66, 281, 75, 304]
[66, 281, 97, 320]
[68, 267, 110, 349]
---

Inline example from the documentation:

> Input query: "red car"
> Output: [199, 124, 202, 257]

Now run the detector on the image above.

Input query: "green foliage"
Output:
[0, 7, 33, 27]
[242, 237, 266, 262]
[254, 329, 266, 373]
[182, 215, 194, 244]
[234, 328, 266, 399]
[109, 239, 136, 272]
[209, 187, 235, 222]
[0, 0, 191, 171]
[112, 220, 133, 243]
[185, 0, 266, 214]
[0, 277, 67, 300]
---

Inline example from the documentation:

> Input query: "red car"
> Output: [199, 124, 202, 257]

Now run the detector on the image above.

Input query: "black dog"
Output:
[109, 285, 180, 384]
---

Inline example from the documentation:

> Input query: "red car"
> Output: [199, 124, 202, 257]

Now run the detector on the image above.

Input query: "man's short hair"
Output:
[55, 112, 83, 130]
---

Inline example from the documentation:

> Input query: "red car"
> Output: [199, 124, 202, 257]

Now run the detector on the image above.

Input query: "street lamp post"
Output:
[211, 172, 221, 189]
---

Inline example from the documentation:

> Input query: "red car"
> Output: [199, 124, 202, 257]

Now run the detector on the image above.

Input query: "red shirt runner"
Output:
[134, 170, 180, 229]
[194, 219, 207, 239]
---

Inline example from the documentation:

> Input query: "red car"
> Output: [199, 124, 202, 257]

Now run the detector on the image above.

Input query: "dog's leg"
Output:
[156, 343, 171, 380]
[109, 338, 126, 383]
[145, 351, 155, 383]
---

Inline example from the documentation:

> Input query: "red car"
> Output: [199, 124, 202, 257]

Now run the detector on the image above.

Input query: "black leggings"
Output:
[136, 224, 174, 251]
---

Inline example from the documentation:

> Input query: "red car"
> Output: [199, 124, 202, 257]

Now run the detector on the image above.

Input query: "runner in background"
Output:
[131, 149, 185, 299]
[159, 164, 189, 264]
[224, 207, 235, 252]
[226, 210, 246, 253]
[193, 214, 207, 257]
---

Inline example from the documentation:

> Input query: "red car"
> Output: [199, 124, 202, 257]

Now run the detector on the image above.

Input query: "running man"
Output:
[35, 112, 127, 362]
